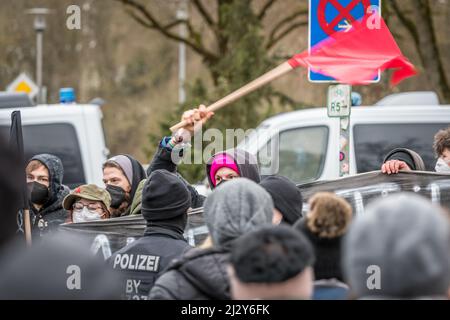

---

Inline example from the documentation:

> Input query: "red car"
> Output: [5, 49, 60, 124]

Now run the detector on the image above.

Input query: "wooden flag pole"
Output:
[23, 209, 32, 246]
[170, 61, 294, 132]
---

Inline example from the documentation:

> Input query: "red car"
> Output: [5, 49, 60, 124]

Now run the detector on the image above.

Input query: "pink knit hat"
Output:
[209, 153, 240, 187]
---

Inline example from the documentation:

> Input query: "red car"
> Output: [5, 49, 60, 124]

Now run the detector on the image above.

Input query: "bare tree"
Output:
[388, 0, 449, 102]
[113, 0, 308, 83]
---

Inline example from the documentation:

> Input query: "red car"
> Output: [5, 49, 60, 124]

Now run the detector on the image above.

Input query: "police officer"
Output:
[108, 169, 192, 299]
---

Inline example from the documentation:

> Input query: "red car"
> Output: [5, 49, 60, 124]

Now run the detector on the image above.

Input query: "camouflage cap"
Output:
[63, 184, 111, 210]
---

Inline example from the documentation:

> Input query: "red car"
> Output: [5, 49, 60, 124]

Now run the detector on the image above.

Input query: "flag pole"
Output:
[169, 61, 294, 132]
[23, 209, 32, 246]
[10, 111, 32, 246]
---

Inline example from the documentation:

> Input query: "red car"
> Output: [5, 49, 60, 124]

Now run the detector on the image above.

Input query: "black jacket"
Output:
[149, 247, 230, 300]
[21, 154, 70, 237]
[108, 228, 191, 300]
[296, 218, 344, 281]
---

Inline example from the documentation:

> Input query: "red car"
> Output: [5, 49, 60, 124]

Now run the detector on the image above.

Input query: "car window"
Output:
[0, 123, 85, 188]
[258, 126, 329, 183]
[354, 123, 449, 172]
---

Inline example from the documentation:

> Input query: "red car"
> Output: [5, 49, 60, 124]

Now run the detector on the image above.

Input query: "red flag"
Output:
[288, 16, 417, 85]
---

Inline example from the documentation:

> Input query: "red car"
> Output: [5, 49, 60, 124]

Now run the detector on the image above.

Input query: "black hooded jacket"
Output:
[383, 148, 426, 171]
[147, 138, 261, 208]
[23, 154, 70, 236]
[149, 247, 230, 300]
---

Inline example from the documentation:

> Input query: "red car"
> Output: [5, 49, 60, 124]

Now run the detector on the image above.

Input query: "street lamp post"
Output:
[26, 8, 51, 104]
[176, 1, 188, 106]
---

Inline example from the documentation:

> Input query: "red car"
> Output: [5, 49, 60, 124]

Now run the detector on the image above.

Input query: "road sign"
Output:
[6, 73, 39, 99]
[309, 0, 381, 83]
[328, 84, 351, 117]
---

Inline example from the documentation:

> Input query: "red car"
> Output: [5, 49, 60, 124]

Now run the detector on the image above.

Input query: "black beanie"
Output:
[141, 170, 191, 221]
[260, 175, 303, 225]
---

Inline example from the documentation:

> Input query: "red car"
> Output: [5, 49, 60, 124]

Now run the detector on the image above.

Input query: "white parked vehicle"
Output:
[239, 92, 450, 184]
[0, 101, 109, 188]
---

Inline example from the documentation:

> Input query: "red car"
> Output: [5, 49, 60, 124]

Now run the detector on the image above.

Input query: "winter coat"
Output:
[149, 247, 230, 300]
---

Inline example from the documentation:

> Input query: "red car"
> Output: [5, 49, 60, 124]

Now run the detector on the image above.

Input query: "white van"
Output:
[0, 103, 108, 188]
[239, 92, 450, 184]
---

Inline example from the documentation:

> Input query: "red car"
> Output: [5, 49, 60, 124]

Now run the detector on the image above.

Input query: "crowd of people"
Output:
[0, 106, 449, 300]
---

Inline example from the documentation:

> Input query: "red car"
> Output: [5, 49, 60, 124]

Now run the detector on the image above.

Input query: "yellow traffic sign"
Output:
[7, 73, 39, 99]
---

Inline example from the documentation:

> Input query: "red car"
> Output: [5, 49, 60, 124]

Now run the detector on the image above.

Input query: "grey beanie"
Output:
[343, 193, 450, 298]
[203, 178, 274, 249]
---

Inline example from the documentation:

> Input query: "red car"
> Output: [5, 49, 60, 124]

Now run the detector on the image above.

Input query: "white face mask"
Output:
[435, 158, 450, 173]
[73, 207, 103, 223]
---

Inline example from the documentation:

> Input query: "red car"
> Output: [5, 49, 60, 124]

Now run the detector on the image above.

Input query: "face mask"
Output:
[435, 158, 450, 173]
[27, 181, 50, 205]
[106, 185, 128, 209]
[73, 207, 103, 223]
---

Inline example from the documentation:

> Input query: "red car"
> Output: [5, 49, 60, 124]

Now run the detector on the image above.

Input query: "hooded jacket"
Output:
[149, 179, 273, 300]
[119, 154, 147, 202]
[206, 149, 261, 189]
[383, 148, 426, 171]
[24, 154, 70, 236]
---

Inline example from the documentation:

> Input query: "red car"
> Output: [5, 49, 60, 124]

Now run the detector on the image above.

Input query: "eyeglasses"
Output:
[73, 202, 104, 212]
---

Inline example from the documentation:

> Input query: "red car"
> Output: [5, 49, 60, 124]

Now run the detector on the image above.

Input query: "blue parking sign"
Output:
[309, 0, 381, 83]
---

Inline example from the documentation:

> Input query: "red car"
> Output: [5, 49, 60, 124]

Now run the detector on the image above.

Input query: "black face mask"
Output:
[106, 185, 128, 209]
[27, 181, 50, 206]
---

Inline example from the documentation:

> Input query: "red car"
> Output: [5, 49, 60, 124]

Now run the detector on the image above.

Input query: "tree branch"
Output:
[390, 0, 420, 53]
[421, 0, 449, 101]
[266, 21, 308, 50]
[258, 0, 278, 20]
[115, 0, 218, 62]
[192, 0, 216, 27]
[266, 9, 308, 49]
